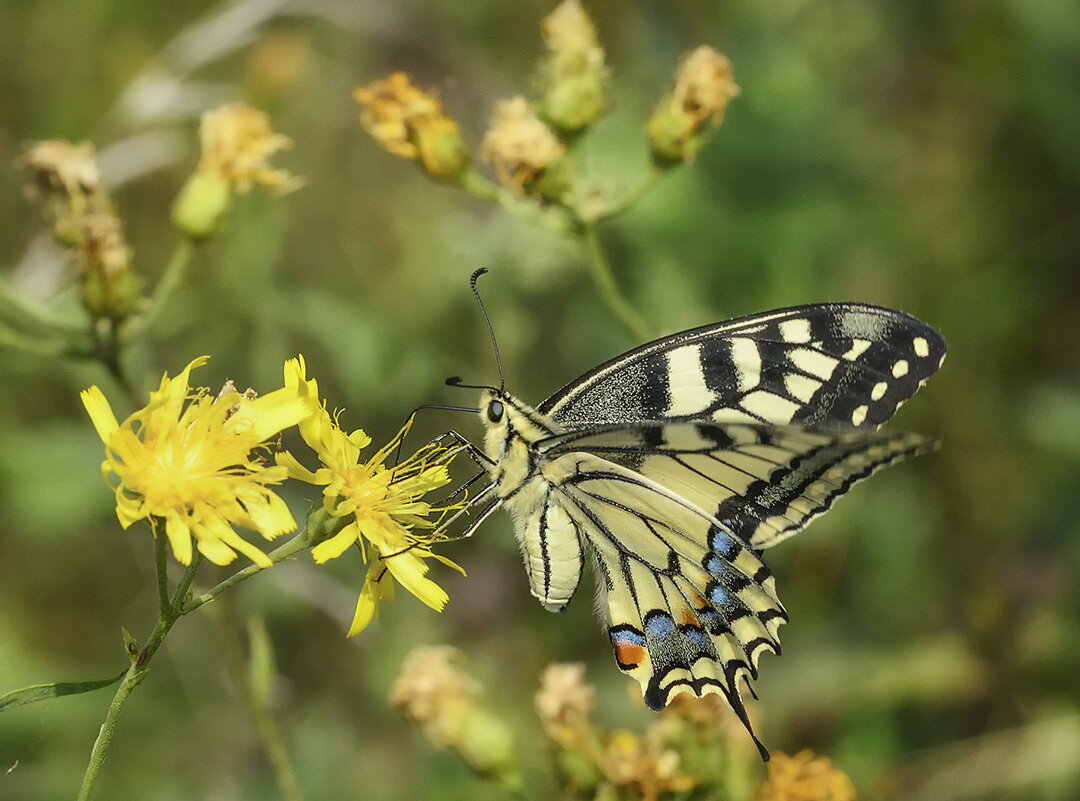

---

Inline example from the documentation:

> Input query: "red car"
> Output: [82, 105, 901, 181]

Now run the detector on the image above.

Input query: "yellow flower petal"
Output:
[80, 386, 120, 443]
[311, 522, 360, 564]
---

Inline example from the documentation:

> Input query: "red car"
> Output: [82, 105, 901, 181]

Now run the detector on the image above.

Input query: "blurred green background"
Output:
[2, 0, 1079, 799]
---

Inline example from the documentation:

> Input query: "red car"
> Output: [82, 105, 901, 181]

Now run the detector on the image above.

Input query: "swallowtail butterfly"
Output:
[442, 270, 946, 760]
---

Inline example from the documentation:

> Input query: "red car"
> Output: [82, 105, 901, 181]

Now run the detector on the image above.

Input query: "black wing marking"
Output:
[539, 304, 946, 431]
[540, 421, 936, 549]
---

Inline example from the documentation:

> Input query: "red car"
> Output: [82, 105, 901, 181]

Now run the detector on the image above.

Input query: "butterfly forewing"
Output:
[539, 303, 946, 431]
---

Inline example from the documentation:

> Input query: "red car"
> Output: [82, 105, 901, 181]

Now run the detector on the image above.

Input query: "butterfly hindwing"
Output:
[541, 451, 782, 758]
[541, 421, 937, 549]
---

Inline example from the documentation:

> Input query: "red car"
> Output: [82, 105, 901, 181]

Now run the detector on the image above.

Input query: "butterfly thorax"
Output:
[479, 389, 585, 612]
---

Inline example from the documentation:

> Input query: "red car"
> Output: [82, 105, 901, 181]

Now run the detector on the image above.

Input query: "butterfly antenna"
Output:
[469, 267, 505, 393]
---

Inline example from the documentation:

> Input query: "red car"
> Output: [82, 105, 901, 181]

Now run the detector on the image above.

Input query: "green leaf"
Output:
[121, 626, 140, 663]
[247, 617, 275, 706]
[0, 671, 126, 712]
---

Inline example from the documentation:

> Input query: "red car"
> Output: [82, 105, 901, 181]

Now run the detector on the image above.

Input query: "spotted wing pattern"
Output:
[540, 303, 947, 431]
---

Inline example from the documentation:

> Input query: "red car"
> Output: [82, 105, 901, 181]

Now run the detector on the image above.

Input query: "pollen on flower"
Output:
[81, 356, 315, 568]
[277, 362, 464, 635]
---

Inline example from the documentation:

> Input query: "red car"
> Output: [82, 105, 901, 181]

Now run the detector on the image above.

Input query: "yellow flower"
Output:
[277, 359, 463, 635]
[648, 45, 740, 165]
[173, 103, 299, 238]
[197, 102, 299, 195]
[535, 662, 596, 747]
[756, 750, 858, 801]
[390, 646, 521, 786]
[599, 729, 697, 801]
[481, 96, 567, 196]
[81, 356, 314, 567]
[389, 645, 480, 747]
[18, 139, 102, 227]
[354, 72, 469, 179]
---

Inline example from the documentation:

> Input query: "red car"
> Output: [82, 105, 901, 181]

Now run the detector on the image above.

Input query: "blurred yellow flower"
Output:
[354, 72, 469, 179]
[535, 662, 596, 747]
[277, 359, 463, 635]
[481, 96, 566, 195]
[648, 45, 739, 164]
[390, 645, 479, 747]
[756, 749, 857, 801]
[391, 645, 521, 786]
[18, 139, 102, 225]
[197, 102, 299, 195]
[18, 139, 140, 318]
[173, 102, 299, 238]
[599, 728, 697, 801]
[81, 356, 314, 567]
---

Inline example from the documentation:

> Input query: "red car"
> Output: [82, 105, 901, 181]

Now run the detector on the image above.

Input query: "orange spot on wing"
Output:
[613, 640, 646, 669]
[678, 607, 698, 626]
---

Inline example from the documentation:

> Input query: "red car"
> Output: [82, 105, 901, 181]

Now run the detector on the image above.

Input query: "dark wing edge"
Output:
[539, 303, 946, 432]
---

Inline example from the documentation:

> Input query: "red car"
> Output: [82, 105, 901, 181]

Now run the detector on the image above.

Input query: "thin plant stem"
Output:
[459, 169, 575, 234]
[155, 531, 170, 616]
[92, 318, 142, 410]
[184, 507, 343, 614]
[75, 506, 342, 799]
[75, 660, 143, 801]
[587, 165, 664, 223]
[76, 548, 202, 801]
[579, 222, 649, 341]
[212, 608, 305, 801]
[0, 272, 86, 335]
[124, 236, 195, 340]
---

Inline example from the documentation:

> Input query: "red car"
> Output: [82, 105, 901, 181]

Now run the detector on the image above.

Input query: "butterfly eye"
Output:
[486, 400, 504, 423]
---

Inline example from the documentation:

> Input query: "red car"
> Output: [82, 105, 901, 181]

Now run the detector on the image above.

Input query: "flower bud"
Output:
[481, 96, 568, 199]
[538, 0, 607, 133]
[171, 169, 233, 239]
[648, 46, 739, 165]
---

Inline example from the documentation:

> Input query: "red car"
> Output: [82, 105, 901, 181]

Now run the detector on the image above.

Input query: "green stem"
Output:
[0, 320, 71, 356]
[75, 661, 143, 801]
[213, 609, 305, 801]
[459, 169, 575, 235]
[155, 532, 170, 617]
[92, 318, 141, 409]
[587, 166, 664, 223]
[0, 272, 85, 335]
[579, 222, 649, 341]
[77, 548, 201, 800]
[125, 236, 195, 340]
[184, 507, 343, 614]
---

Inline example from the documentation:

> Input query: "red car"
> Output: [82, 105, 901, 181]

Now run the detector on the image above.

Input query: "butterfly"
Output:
[439, 270, 946, 760]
